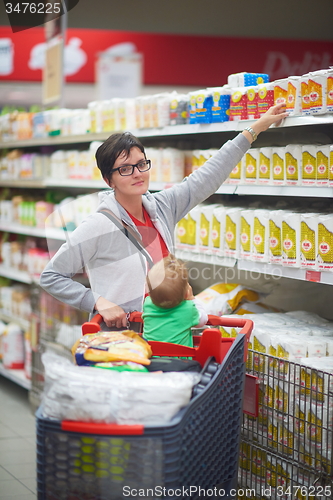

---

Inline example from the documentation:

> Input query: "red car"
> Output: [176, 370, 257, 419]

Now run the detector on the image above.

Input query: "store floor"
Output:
[0, 376, 37, 500]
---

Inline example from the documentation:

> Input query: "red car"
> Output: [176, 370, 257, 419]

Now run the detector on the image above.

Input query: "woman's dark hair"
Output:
[95, 132, 145, 181]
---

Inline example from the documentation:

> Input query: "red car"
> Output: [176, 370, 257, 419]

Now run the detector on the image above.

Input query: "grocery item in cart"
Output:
[72, 330, 152, 367]
[41, 352, 200, 424]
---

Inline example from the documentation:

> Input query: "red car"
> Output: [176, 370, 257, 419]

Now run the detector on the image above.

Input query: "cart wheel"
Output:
[192, 357, 219, 397]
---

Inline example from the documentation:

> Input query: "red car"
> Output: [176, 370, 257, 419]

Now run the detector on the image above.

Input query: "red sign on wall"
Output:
[0, 26, 332, 86]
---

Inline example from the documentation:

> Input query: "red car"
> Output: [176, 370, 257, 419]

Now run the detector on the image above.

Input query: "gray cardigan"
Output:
[40, 133, 250, 314]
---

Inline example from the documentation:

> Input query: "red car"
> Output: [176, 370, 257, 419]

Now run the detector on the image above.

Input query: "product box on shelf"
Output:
[257, 82, 274, 116]
[198, 204, 221, 253]
[316, 145, 330, 186]
[300, 213, 318, 270]
[194, 90, 212, 124]
[228, 158, 243, 184]
[188, 91, 197, 124]
[210, 205, 227, 256]
[50, 150, 68, 180]
[272, 147, 285, 186]
[152, 93, 171, 128]
[32, 112, 48, 138]
[308, 70, 327, 115]
[135, 96, 144, 129]
[122, 98, 136, 131]
[161, 148, 185, 183]
[327, 69, 333, 113]
[175, 214, 188, 250]
[145, 147, 163, 183]
[286, 76, 302, 116]
[240, 209, 254, 260]
[246, 86, 259, 120]
[224, 207, 242, 258]
[2, 322, 25, 370]
[330, 146, 333, 187]
[227, 72, 269, 87]
[207, 86, 231, 123]
[274, 78, 288, 106]
[317, 214, 333, 272]
[301, 74, 311, 116]
[185, 205, 203, 251]
[35, 201, 54, 229]
[301, 145, 317, 186]
[169, 92, 189, 125]
[184, 150, 194, 177]
[229, 87, 248, 121]
[252, 209, 270, 263]
[258, 147, 272, 185]
[244, 149, 259, 184]
[285, 144, 301, 186]
[101, 99, 116, 132]
[142, 95, 153, 129]
[281, 211, 301, 268]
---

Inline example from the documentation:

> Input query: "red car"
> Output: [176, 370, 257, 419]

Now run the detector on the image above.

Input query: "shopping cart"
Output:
[36, 314, 253, 500]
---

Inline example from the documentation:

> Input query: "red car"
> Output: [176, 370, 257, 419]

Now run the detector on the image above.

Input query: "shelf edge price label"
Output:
[305, 270, 321, 282]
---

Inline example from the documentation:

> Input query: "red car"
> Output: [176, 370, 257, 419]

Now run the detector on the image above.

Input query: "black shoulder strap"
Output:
[98, 209, 154, 269]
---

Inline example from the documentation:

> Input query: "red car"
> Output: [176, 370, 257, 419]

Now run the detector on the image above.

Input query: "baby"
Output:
[142, 254, 208, 347]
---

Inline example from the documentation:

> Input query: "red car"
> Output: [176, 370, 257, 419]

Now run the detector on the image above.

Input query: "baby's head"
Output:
[146, 254, 188, 309]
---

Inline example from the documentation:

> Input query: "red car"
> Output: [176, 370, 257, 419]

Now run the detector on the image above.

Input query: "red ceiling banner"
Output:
[0, 26, 332, 86]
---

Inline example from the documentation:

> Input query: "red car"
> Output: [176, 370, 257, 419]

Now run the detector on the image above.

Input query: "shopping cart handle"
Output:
[82, 311, 143, 335]
[82, 313, 104, 335]
[207, 315, 253, 362]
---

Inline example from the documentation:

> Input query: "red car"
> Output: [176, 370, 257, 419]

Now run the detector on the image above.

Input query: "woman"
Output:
[40, 103, 288, 328]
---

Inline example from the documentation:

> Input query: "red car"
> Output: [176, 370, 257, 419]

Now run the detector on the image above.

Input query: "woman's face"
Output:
[108, 147, 150, 199]
[109, 147, 149, 198]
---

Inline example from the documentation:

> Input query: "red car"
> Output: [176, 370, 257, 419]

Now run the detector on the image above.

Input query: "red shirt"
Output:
[127, 207, 169, 266]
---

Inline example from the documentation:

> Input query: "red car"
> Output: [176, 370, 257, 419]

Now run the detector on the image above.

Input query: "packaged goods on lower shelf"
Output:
[41, 353, 200, 425]
[195, 282, 260, 316]
[0, 284, 31, 320]
[2, 322, 24, 369]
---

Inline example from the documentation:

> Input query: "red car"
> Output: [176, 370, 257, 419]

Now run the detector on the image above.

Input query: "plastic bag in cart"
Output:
[41, 352, 200, 425]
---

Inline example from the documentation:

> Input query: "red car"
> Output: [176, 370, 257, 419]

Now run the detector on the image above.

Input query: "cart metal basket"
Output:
[239, 349, 333, 499]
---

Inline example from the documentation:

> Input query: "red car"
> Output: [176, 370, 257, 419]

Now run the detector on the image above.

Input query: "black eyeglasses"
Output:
[110, 159, 151, 177]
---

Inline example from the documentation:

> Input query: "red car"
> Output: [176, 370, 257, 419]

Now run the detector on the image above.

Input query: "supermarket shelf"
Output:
[1, 179, 333, 197]
[0, 179, 47, 188]
[237, 259, 333, 285]
[0, 178, 106, 189]
[0, 178, 237, 195]
[174, 250, 333, 284]
[0, 132, 111, 148]
[44, 178, 106, 189]
[1, 114, 333, 149]
[216, 185, 237, 194]
[0, 264, 32, 284]
[0, 222, 67, 240]
[235, 185, 333, 197]
[175, 248, 237, 267]
[0, 311, 30, 330]
[0, 362, 31, 390]
[150, 182, 237, 194]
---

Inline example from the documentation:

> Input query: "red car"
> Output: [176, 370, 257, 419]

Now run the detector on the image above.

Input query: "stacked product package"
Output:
[175, 202, 333, 273]
[1, 68, 332, 142]
[224, 142, 333, 188]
